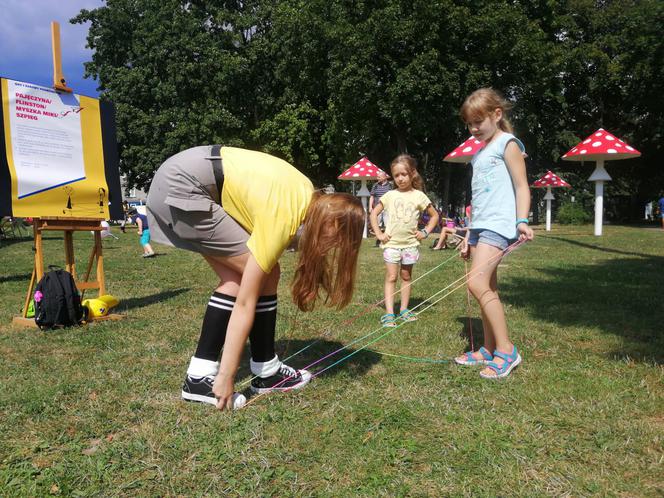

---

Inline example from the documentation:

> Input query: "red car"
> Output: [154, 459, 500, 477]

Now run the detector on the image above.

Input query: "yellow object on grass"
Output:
[98, 294, 119, 308]
[82, 295, 119, 318]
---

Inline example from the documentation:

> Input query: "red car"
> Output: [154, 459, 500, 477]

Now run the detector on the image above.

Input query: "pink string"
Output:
[243, 238, 527, 408]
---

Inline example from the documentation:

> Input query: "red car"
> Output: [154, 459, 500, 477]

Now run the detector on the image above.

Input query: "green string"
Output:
[367, 349, 451, 364]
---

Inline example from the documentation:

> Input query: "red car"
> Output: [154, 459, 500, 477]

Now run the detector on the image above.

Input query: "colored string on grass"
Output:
[236, 250, 460, 389]
[242, 238, 526, 408]
[308, 239, 526, 379]
[362, 350, 451, 364]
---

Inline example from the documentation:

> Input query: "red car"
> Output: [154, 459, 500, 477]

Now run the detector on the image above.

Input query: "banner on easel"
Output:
[0, 77, 122, 219]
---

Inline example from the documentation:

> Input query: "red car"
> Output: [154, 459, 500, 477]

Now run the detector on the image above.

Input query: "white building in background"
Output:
[120, 175, 148, 207]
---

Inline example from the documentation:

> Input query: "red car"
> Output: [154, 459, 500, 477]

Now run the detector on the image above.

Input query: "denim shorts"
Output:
[468, 229, 514, 251]
[383, 246, 420, 265]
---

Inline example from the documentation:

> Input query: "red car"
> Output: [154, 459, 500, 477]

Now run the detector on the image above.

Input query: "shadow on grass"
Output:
[541, 234, 655, 258]
[120, 288, 191, 310]
[0, 237, 33, 248]
[235, 338, 381, 383]
[455, 317, 485, 350]
[502, 255, 664, 364]
[0, 272, 31, 283]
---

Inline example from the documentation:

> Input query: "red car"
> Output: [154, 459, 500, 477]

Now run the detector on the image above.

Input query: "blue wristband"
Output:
[516, 218, 529, 226]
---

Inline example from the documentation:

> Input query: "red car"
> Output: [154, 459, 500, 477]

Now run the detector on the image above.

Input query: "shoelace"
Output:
[278, 365, 299, 379]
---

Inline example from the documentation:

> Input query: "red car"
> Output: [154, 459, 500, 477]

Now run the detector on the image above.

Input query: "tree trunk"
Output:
[441, 164, 451, 214]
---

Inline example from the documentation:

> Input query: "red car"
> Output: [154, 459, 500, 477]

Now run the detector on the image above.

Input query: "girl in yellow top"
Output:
[370, 155, 439, 328]
[147, 146, 365, 410]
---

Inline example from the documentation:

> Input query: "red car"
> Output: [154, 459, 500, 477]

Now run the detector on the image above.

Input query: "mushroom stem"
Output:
[357, 179, 371, 238]
[589, 159, 610, 236]
[543, 186, 554, 231]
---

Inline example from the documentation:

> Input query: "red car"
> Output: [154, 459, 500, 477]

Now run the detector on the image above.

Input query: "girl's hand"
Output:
[458, 237, 470, 260]
[414, 230, 425, 241]
[517, 223, 534, 242]
[212, 372, 236, 410]
[378, 232, 391, 243]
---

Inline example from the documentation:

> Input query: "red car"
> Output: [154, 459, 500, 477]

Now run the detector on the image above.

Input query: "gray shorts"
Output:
[146, 146, 249, 257]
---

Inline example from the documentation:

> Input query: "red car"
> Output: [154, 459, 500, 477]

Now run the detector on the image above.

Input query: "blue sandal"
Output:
[454, 346, 493, 366]
[399, 309, 418, 322]
[380, 313, 397, 328]
[480, 346, 521, 379]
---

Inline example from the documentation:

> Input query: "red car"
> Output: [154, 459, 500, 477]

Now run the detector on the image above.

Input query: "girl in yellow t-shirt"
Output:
[147, 146, 365, 410]
[370, 155, 439, 328]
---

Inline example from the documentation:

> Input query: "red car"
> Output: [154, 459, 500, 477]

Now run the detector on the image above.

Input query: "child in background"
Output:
[370, 155, 439, 327]
[432, 209, 469, 250]
[454, 88, 534, 379]
[135, 210, 155, 257]
[369, 170, 393, 247]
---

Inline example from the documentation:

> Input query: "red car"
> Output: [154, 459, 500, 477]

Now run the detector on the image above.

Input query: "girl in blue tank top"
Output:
[454, 88, 534, 379]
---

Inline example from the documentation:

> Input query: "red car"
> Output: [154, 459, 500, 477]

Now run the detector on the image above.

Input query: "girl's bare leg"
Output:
[456, 243, 506, 362]
[384, 263, 399, 315]
[465, 243, 514, 375]
[399, 264, 413, 312]
[203, 253, 279, 296]
[477, 261, 499, 353]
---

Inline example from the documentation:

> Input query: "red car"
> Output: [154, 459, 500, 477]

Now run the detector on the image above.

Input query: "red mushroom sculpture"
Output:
[531, 170, 571, 231]
[561, 128, 640, 236]
[443, 136, 485, 163]
[338, 157, 386, 238]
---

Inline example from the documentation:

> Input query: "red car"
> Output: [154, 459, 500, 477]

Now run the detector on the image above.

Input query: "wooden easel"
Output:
[11, 23, 123, 327]
[12, 218, 123, 327]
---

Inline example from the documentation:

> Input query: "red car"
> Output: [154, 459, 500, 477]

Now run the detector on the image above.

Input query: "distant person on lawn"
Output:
[454, 88, 534, 379]
[134, 211, 155, 257]
[658, 193, 664, 230]
[433, 206, 471, 250]
[147, 146, 364, 410]
[369, 170, 393, 247]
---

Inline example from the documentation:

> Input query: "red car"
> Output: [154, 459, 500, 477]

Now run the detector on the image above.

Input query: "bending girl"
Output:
[147, 146, 365, 409]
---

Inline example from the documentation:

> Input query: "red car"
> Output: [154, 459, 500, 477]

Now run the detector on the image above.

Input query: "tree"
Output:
[73, 0, 663, 220]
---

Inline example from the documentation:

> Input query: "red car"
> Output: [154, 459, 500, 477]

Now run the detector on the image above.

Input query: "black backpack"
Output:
[34, 269, 86, 329]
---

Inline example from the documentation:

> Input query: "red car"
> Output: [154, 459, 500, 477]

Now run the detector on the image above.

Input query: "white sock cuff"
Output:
[250, 355, 281, 377]
[187, 356, 219, 378]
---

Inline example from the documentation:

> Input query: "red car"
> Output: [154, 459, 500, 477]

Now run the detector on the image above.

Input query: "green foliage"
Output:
[557, 200, 592, 224]
[71, 0, 664, 216]
[250, 102, 323, 181]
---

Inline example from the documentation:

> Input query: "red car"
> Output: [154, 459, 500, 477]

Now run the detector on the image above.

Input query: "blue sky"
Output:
[0, 0, 105, 97]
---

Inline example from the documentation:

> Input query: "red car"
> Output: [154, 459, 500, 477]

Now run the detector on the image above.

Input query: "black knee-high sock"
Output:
[249, 295, 277, 362]
[194, 292, 236, 361]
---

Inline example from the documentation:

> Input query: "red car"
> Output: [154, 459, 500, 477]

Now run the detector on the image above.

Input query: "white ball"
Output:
[232, 392, 246, 410]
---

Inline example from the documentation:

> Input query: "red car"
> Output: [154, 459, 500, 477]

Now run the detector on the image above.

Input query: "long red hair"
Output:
[292, 192, 365, 311]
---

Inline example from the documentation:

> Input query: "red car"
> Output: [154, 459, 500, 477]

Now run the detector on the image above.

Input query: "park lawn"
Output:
[0, 224, 662, 497]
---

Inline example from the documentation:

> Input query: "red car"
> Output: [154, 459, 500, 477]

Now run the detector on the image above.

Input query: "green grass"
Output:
[1, 224, 663, 496]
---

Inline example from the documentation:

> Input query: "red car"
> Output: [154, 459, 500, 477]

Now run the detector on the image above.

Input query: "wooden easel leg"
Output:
[34, 220, 44, 282]
[81, 241, 97, 300]
[64, 230, 76, 278]
[21, 221, 42, 319]
[95, 231, 105, 295]
[22, 266, 36, 318]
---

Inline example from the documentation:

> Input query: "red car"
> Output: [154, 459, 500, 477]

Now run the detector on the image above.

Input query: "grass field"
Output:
[1, 224, 662, 496]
